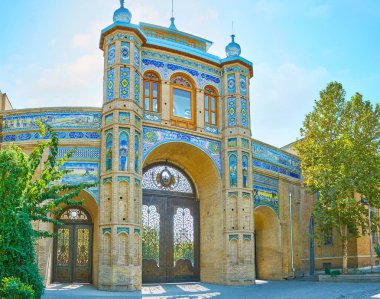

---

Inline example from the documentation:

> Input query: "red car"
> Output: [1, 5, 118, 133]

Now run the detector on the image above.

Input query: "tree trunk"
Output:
[342, 225, 348, 274]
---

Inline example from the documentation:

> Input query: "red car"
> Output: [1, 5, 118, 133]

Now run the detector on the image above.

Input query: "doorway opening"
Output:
[142, 163, 200, 283]
[53, 207, 93, 283]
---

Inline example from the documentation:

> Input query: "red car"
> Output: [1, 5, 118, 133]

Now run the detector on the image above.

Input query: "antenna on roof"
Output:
[169, 0, 178, 30]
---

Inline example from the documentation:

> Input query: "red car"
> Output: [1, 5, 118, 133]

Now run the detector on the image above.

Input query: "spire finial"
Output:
[113, 0, 132, 23]
[232, 21, 234, 35]
[169, 0, 178, 30]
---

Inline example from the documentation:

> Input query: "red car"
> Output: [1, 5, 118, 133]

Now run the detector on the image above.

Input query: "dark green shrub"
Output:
[0, 277, 35, 299]
[375, 244, 380, 258]
[330, 270, 341, 277]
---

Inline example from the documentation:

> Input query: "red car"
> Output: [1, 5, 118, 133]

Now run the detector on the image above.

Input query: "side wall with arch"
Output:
[254, 206, 282, 279]
[35, 190, 99, 286]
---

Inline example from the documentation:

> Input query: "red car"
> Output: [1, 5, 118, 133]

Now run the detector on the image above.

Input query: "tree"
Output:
[294, 82, 380, 274]
[0, 124, 96, 298]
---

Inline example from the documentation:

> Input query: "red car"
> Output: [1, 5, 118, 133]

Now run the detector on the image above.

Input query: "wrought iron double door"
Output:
[142, 192, 200, 283]
[53, 224, 93, 283]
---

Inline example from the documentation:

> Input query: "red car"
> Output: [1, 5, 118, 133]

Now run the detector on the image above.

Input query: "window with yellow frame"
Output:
[204, 86, 218, 126]
[143, 72, 161, 113]
[170, 74, 196, 130]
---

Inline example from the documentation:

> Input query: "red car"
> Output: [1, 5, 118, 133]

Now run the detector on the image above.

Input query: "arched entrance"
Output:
[254, 206, 282, 279]
[142, 163, 200, 283]
[53, 207, 93, 283]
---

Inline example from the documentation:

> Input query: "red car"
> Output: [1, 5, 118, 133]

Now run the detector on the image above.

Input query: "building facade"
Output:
[0, 1, 376, 292]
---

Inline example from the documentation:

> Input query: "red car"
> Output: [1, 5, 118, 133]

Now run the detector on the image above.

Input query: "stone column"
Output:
[98, 29, 143, 291]
[221, 64, 255, 284]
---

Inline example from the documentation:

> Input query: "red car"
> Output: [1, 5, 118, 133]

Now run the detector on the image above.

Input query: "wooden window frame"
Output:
[204, 86, 218, 126]
[170, 74, 196, 130]
[143, 72, 161, 113]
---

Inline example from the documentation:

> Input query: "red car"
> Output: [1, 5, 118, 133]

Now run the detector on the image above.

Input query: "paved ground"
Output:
[43, 280, 380, 299]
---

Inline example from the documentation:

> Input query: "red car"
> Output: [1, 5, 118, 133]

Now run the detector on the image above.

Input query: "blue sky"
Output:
[0, 0, 379, 147]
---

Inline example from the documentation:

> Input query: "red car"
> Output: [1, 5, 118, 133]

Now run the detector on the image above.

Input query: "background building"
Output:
[0, 1, 376, 292]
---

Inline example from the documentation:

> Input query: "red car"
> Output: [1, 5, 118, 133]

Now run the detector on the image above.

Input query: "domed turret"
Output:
[113, 0, 132, 23]
[225, 34, 241, 57]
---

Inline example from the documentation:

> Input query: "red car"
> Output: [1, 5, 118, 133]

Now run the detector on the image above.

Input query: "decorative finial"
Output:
[225, 24, 241, 57]
[113, 0, 132, 23]
[169, 0, 178, 30]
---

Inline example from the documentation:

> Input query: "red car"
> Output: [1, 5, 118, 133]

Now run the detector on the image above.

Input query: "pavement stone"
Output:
[42, 280, 380, 299]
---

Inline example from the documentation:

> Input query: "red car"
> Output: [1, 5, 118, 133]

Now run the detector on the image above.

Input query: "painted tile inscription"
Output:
[2, 112, 101, 132]
[252, 142, 300, 174]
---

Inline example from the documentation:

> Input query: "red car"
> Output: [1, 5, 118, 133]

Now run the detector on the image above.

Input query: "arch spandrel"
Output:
[142, 127, 222, 177]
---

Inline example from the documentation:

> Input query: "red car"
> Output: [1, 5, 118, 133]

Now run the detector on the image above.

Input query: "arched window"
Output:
[143, 72, 160, 112]
[229, 153, 237, 187]
[106, 133, 113, 171]
[204, 86, 218, 125]
[242, 154, 249, 188]
[170, 74, 195, 130]
[135, 134, 139, 173]
[119, 132, 129, 171]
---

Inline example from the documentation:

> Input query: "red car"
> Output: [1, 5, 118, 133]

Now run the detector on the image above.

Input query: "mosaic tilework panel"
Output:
[120, 67, 130, 99]
[119, 112, 130, 123]
[228, 97, 237, 126]
[143, 127, 222, 176]
[134, 45, 140, 69]
[253, 159, 301, 180]
[227, 74, 236, 94]
[2, 112, 101, 132]
[142, 50, 221, 76]
[224, 66, 249, 76]
[108, 43, 116, 66]
[107, 69, 115, 101]
[105, 33, 142, 47]
[105, 113, 113, 126]
[228, 138, 237, 148]
[253, 173, 279, 189]
[56, 147, 100, 160]
[3, 131, 101, 143]
[204, 125, 218, 135]
[117, 227, 130, 235]
[240, 75, 247, 95]
[143, 112, 161, 122]
[241, 138, 250, 149]
[134, 71, 140, 104]
[252, 142, 301, 173]
[58, 161, 100, 205]
[141, 56, 221, 90]
[121, 42, 130, 64]
[241, 98, 248, 127]
[117, 176, 130, 183]
[254, 184, 279, 217]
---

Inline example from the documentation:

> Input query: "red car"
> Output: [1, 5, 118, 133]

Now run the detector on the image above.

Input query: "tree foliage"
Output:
[294, 82, 380, 273]
[0, 124, 96, 298]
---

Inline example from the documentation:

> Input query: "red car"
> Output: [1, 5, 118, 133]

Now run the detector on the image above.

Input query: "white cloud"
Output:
[251, 62, 329, 147]
[6, 53, 104, 109]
